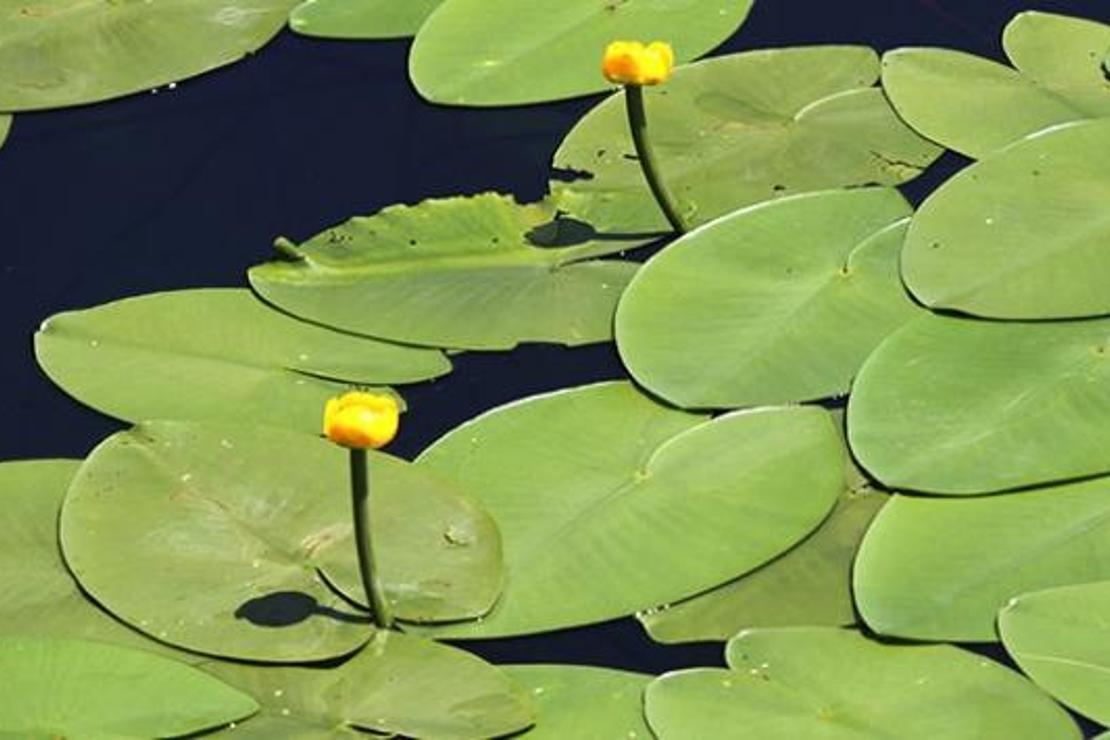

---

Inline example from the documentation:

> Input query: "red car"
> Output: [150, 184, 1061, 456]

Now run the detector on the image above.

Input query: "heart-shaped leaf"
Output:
[502, 664, 651, 739]
[289, 0, 443, 39]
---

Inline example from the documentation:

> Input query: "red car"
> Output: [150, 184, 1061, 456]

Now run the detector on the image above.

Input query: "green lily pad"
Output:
[853, 481, 1110, 642]
[999, 580, 1110, 726]
[903, 119, 1110, 320]
[203, 630, 535, 739]
[408, 0, 753, 107]
[60, 421, 502, 661]
[503, 664, 651, 739]
[616, 188, 920, 408]
[881, 13, 1110, 158]
[644, 628, 1079, 739]
[0, 0, 298, 111]
[289, 0, 442, 39]
[0, 115, 9, 150]
[249, 193, 642, 350]
[553, 46, 942, 233]
[35, 288, 448, 435]
[415, 381, 843, 639]
[0, 637, 258, 737]
[848, 313, 1110, 494]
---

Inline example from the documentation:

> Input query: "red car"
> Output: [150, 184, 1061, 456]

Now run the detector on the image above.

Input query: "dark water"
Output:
[0, 0, 1106, 734]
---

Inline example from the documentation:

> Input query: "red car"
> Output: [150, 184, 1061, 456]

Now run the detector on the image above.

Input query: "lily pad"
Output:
[0, 0, 298, 111]
[848, 313, 1110, 494]
[408, 0, 753, 106]
[35, 288, 448, 435]
[881, 13, 1110, 158]
[203, 630, 535, 739]
[616, 188, 920, 408]
[902, 119, 1110, 320]
[415, 381, 844, 638]
[0, 115, 9, 150]
[553, 46, 942, 233]
[249, 193, 642, 350]
[853, 481, 1110, 642]
[289, 0, 443, 39]
[999, 580, 1110, 726]
[60, 421, 502, 661]
[644, 628, 1079, 739]
[0, 637, 258, 737]
[502, 664, 652, 739]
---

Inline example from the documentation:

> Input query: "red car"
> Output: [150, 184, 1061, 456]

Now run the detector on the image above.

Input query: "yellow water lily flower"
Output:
[602, 40, 675, 86]
[323, 391, 399, 449]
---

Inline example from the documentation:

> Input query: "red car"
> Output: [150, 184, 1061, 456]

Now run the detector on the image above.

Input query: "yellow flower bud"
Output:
[323, 391, 399, 450]
[602, 40, 675, 86]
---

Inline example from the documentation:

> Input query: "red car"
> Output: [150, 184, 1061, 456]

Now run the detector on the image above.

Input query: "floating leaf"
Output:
[408, 0, 753, 106]
[250, 193, 642, 350]
[502, 664, 651, 739]
[999, 580, 1110, 726]
[289, 0, 443, 39]
[415, 382, 843, 638]
[848, 313, 1110, 494]
[60, 421, 502, 661]
[553, 46, 942, 233]
[902, 119, 1110, 320]
[617, 188, 919, 408]
[881, 13, 1110, 158]
[0, 0, 298, 111]
[35, 288, 448, 435]
[203, 631, 535, 739]
[0, 115, 9, 150]
[0, 637, 258, 737]
[644, 628, 1079, 739]
[853, 482, 1110, 641]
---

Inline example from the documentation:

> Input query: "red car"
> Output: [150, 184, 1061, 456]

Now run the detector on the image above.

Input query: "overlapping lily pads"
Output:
[503, 664, 652, 739]
[408, 0, 754, 106]
[552, 46, 941, 233]
[0, 0, 298, 111]
[203, 630, 535, 739]
[853, 480, 1110, 642]
[0, 637, 258, 737]
[617, 188, 920, 408]
[35, 288, 448, 435]
[60, 421, 502, 661]
[289, 0, 443, 39]
[881, 12, 1110, 158]
[999, 580, 1110, 726]
[903, 119, 1110, 319]
[848, 313, 1110, 493]
[644, 628, 1079, 739]
[415, 381, 844, 639]
[250, 193, 643, 350]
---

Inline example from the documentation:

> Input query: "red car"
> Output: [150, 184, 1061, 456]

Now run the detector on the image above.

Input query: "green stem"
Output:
[349, 448, 393, 629]
[624, 85, 687, 234]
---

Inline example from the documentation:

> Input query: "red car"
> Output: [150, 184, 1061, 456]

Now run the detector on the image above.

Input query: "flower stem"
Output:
[349, 448, 393, 629]
[624, 84, 687, 234]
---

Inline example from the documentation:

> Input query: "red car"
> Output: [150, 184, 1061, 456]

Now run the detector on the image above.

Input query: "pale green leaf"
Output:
[503, 664, 651, 739]
[289, 0, 442, 39]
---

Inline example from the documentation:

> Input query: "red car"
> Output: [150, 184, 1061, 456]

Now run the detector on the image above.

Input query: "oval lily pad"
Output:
[0, 637, 258, 737]
[644, 628, 1079, 739]
[553, 46, 942, 233]
[853, 481, 1110, 642]
[35, 288, 448, 435]
[60, 421, 502, 661]
[203, 630, 535, 739]
[999, 580, 1110, 726]
[249, 193, 642, 350]
[503, 664, 651, 739]
[289, 0, 443, 39]
[408, 0, 753, 107]
[902, 119, 1110, 319]
[616, 188, 919, 408]
[881, 13, 1110, 158]
[848, 313, 1110, 494]
[0, 0, 298, 111]
[415, 381, 844, 639]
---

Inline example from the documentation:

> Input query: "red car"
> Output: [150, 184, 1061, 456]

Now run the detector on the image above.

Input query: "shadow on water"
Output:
[234, 591, 371, 627]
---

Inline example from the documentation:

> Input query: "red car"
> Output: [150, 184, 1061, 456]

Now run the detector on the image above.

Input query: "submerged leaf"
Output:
[289, 0, 443, 39]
